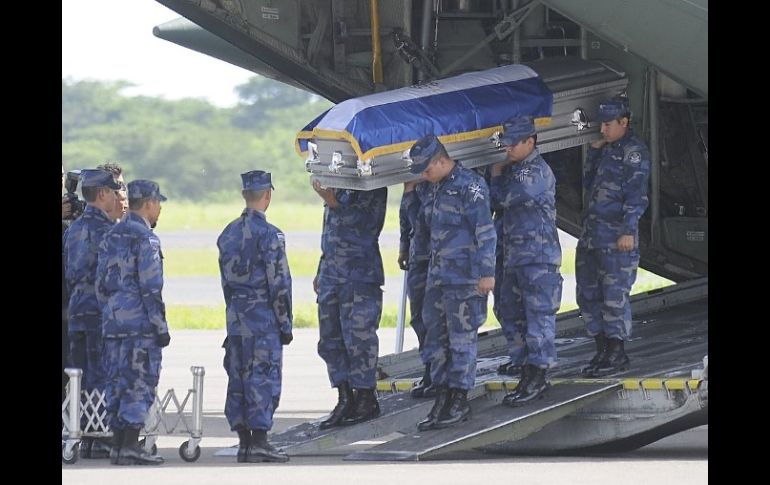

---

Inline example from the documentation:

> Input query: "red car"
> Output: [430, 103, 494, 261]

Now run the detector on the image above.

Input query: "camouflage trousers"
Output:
[62, 313, 69, 403]
[499, 264, 562, 369]
[68, 315, 105, 391]
[576, 247, 640, 340]
[493, 248, 512, 328]
[407, 260, 429, 364]
[103, 337, 162, 430]
[317, 282, 383, 389]
[223, 334, 282, 431]
[422, 283, 487, 390]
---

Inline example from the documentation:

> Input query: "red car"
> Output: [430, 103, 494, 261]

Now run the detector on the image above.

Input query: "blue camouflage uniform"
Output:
[317, 186, 387, 389]
[96, 180, 169, 431]
[477, 166, 515, 350]
[218, 171, 293, 432]
[577, 97, 650, 341]
[398, 182, 431, 362]
[490, 116, 563, 370]
[416, 153, 496, 391]
[64, 169, 122, 393]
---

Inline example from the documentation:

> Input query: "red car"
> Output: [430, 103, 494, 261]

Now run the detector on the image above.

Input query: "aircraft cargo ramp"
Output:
[267, 279, 707, 460]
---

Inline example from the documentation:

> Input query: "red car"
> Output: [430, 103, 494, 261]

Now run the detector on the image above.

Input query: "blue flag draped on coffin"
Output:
[295, 64, 553, 162]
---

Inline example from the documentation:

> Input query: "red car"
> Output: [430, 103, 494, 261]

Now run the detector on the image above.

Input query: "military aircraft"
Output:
[152, 0, 707, 459]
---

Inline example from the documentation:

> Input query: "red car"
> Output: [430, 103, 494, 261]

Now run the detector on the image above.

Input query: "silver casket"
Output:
[295, 56, 628, 190]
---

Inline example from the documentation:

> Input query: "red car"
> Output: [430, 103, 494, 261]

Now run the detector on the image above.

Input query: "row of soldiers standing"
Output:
[62, 94, 649, 464]
[64, 167, 170, 466]
[310, 96, 649, 435]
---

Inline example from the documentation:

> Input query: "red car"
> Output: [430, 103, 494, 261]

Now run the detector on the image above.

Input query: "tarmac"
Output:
[62, 328, 707, 484]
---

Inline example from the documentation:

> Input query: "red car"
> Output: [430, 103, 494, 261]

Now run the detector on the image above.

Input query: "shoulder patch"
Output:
[515, 167, 531, 182]
[628, 151, 641, 164]
[468, 182, 485, 202]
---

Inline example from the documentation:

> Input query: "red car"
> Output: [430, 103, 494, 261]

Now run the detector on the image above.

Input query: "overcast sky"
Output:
[62, 0, 254, 107]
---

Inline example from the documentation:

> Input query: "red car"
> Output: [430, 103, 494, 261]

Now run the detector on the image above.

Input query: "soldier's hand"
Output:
[312, 180, 339, 207]
[398, 252, 409, 270]
[403, 181, 417, 192]
[156, 332, 171, 348]
[313, 275, 319, 295]
[280, 332, 294, 346]
[478, 276, 495, 295]
[590, 139, 608, 149]
[491, 161, 507, 177]
[617, 235, 634, 252]
[312, 179, 332, 199]
[62, 196, 72, 219]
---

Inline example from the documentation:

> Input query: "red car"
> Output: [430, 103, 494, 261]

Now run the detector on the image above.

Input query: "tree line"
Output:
[62, 77, 333, 203]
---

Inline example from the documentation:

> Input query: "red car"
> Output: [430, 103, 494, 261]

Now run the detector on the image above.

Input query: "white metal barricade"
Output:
[61, 366, 205, 464]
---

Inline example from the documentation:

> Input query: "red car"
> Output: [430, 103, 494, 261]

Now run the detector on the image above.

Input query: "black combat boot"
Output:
[79, 437, 92, 459]
[498, 360, 523, 377]
[340, 388, 381, 425]
[319, 381, 354, 429]
[581, 333, 608, 376]
[109, 428, 124, 465]
[247, 429, 289, 463]
[504, 365, 549, 406]
[434, 389, 471, 428]
[235, 426, 251, 463]
[410, 363, 436, 398]
[116, 428, 164, 465]
[417, 386, 449, 431]
[501, 364, 531, 405]
[89, 438, 112, 459]
[592, 338, 630, 376]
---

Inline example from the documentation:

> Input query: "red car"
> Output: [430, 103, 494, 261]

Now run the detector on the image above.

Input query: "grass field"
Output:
[163, 247, 404, 277]
[167, 303, 510, 331]
[166, 276, 670, 330]
[162, 245, 666, 283]
[159, 200, 402, 232]
[160, 200, 673, 330]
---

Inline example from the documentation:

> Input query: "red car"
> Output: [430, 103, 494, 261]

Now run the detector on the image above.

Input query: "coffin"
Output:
[296, 57, 628, 190]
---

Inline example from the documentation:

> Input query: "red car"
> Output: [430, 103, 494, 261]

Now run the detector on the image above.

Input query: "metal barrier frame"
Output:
[61, 366, 205, 464]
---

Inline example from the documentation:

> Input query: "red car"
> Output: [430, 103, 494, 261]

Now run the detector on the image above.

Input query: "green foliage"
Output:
[231, 77, 327, 130]
[62, 77, 333, 203]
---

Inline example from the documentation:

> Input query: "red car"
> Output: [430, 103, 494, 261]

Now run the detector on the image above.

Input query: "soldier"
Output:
[97, 162, 128, 222]
[218, 170, 293, 463]
[62, 167, 71, 403]
[96, 180, 170, 465]
[408, 135, 497, 431]
[312, 180, 387, 428]
[490, 115, 563, 406]
[476, 166, 518, 377]
[577, 96, 650, 376]
[63, 168, 121, 458]
[398, 179, 435, 398]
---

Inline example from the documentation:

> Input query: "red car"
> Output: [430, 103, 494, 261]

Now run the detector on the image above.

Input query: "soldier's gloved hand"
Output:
[156, 332, 171, 348]
[280, 332, 294, 346]
[398, 252, 409, 271]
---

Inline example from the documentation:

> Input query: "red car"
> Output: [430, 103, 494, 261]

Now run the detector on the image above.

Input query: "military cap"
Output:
[596, 96, 631, 122]
[127, 179, 167, 201]
[500, 115, 537, 146]
[80, 168, 122, 190]
[408, 134, 444, 174]
[241, 170, 274, 191]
